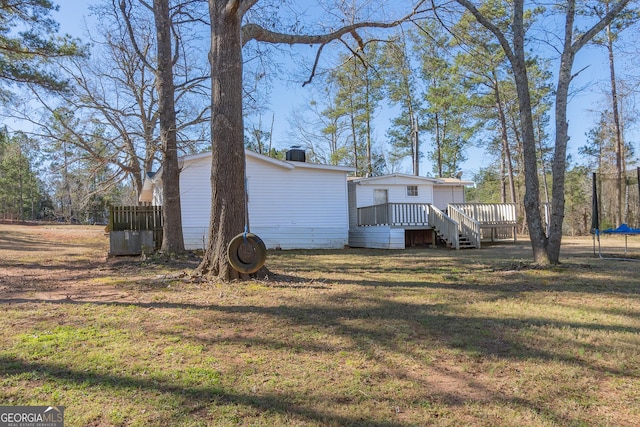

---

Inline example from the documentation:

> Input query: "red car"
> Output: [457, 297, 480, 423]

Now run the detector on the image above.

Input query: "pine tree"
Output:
[0, 0, 83, 95]
[415, 25, 474, 177]
[0, 129, 45, 220]
[328, 45, 384, 177]
[379, 32, 422, 175]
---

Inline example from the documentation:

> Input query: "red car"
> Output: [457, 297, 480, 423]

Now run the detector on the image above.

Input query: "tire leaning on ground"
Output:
[227, 232, 267, 274]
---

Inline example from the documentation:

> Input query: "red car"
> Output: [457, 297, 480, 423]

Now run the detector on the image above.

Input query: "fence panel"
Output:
[109, 206, 163, 248]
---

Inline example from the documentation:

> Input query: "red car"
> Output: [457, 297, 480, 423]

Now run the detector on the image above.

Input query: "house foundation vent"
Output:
[286, 147, 306, 162]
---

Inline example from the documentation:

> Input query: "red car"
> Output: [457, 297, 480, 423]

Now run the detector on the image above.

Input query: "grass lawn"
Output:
[1, 224, 639, 426]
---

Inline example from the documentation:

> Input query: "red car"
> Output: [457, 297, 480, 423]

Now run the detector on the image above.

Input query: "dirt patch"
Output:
[0, 224, 198, 303]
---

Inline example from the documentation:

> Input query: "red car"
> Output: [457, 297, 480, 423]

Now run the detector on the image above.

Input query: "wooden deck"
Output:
[356, 203, 517, 249]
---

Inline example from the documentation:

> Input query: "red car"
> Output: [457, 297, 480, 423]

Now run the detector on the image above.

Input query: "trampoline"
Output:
[591, 172, 640, 260]
[595, 224, 640, 258]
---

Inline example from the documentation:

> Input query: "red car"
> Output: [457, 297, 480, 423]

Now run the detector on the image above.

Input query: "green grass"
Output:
[1, 226, 640, 426]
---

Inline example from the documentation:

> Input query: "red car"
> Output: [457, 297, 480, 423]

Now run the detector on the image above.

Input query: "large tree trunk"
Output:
[547, 1, 578, 264]
[511, 0, 549, 264]
[196, 0, 253, 280]
[154, 0, 185, 253]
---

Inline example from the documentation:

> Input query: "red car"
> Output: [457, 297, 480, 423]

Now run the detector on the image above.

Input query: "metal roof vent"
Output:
[286, 146, 306, 162]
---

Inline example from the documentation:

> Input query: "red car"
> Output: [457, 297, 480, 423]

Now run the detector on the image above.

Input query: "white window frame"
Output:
[407, 185, 418, 197]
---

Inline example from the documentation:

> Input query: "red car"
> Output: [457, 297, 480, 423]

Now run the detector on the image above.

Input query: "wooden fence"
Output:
[109, 205, 163, 249]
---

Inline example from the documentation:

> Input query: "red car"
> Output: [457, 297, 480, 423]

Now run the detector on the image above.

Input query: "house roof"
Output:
[138, 149, 355, 203]
[434, 177, 475, 187]
[349, 173, 440, 185]
[349, 173, 474, 186]
[179, 149, 355, 173]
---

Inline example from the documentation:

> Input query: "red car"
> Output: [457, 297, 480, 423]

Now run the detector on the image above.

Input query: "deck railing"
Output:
[429, 205, 460, 250]
[449, 203, 516, 224]
[357, 202, 518, 249]
[448, 205, 481, 249]
[357, 203, 464, 249]
[358, 203, 430, 227]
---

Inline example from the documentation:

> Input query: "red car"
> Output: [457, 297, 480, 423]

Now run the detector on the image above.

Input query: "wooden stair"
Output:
[457, 233, 476, 249]
[433, 228, 478, 249]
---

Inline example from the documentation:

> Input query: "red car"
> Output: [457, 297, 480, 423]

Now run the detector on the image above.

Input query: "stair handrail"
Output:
[448, 205, 481, 249]
[429, 205, 460, 250]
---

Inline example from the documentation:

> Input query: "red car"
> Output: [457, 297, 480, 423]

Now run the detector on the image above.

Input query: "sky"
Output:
[51, 0, 639, 180]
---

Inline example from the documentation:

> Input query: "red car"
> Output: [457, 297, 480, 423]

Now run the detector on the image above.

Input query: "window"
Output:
[407, 185, 418, 197]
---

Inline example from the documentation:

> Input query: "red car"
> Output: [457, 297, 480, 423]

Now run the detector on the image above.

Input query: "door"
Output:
[373, 189, 388, 224]
[374, 189, 388, 205]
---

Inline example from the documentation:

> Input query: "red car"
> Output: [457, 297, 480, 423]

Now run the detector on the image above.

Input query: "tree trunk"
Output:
[154, 0, 185, 253]
[511, 0, 549, 264]
[537, 119, 551, 205]
[434, 111, 442, 177]
[350, 109, 358, 175]
[606, 19, 624, 226]
[191, 1, 426, 281]
[455, 0, 632, 264]
[412, 114, 419, 176]
[546, 2, 580, 264]
[196, 0, 262, 280]
[509, 110, 527, 234]
[493, 72, 516, 204]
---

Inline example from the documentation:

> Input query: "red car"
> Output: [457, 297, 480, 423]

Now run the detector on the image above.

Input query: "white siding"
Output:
[433, 186, 465, 211]
[347, 174, 471, 250]
[247, 157, 349, 249]
[152, 184, 163, 206]
[175, 154, 350, 250]
[350, 177, 434, 250]
[349, 227, 405, 249]
[355, 183, 434, 207]
[178, 156, 213, 250]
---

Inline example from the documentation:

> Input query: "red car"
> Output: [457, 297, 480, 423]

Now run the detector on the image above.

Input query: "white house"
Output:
[141, 149, 355, 250]
[347, 174, 475, 249]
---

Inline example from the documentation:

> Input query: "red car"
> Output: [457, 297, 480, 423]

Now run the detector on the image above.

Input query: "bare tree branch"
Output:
[301, 43, 327, 87]
[241, 0, 428, 47]
[572, 0, 633, 54]
[239, 0, 259, 17]
[117, 0, 157, 72]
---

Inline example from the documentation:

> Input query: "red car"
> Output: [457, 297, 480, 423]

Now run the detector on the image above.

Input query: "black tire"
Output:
[227, 232, 267, 274]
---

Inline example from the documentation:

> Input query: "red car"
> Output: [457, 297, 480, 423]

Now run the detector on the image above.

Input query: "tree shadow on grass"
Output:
[2, 296, 638, 378]
[3, 237, 639, 423]
[0, 355, 408, 427]
[0, 230, 104, 253]
[2, 286, 639, 426]
[2, 296, 630, 426]
[267, 270, 640, 297]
